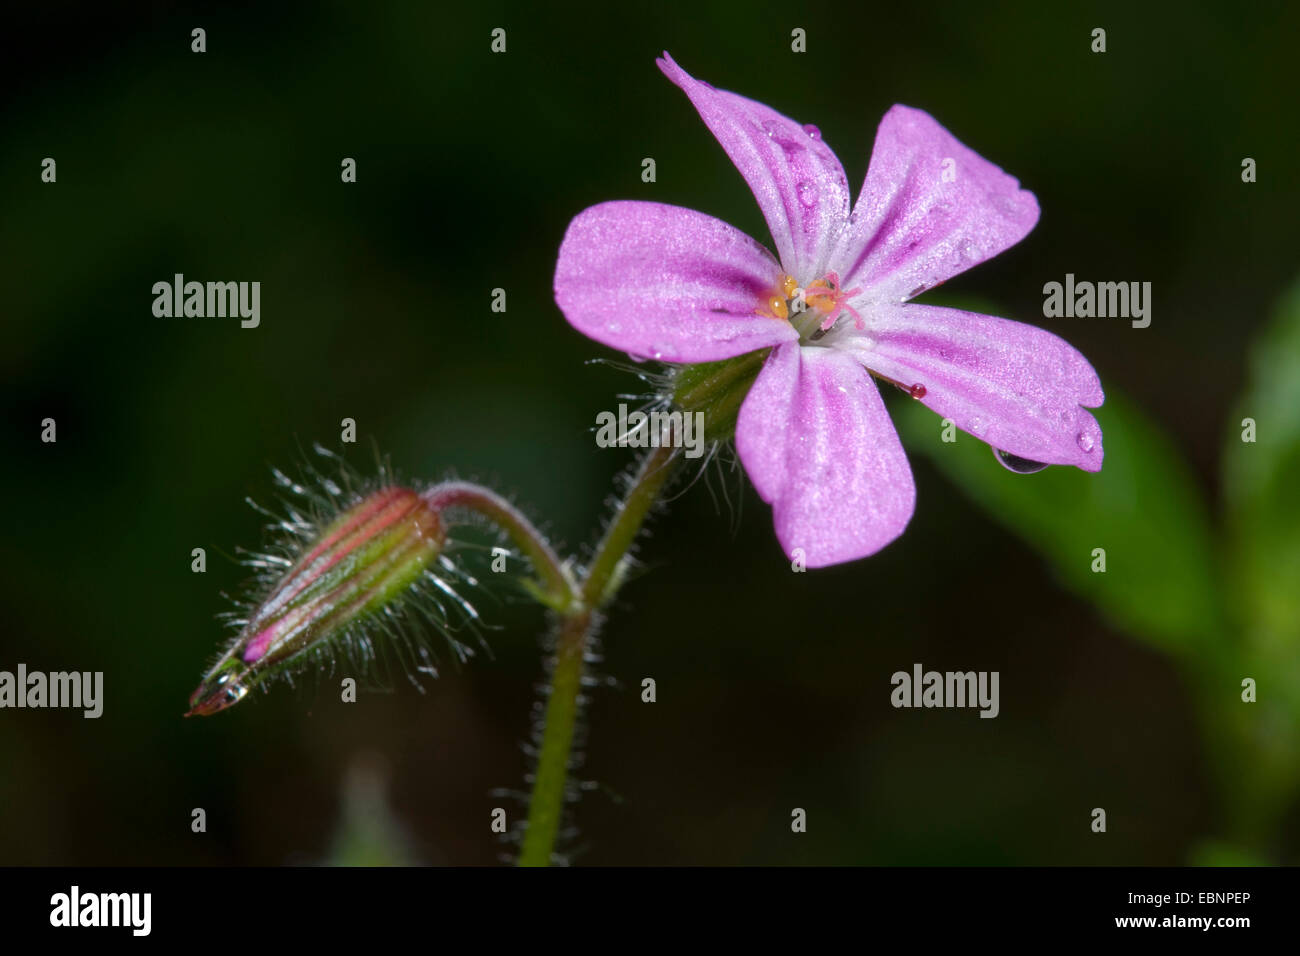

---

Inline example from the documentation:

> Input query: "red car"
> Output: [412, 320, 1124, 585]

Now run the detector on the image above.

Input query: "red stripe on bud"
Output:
[187, 487, 446, 716]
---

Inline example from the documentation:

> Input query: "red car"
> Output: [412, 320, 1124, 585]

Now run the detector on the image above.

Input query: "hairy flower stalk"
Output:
[518, 439, 681, 866]
[420, 482, 575, 611]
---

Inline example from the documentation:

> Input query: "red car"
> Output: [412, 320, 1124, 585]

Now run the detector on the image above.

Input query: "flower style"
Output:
[554, 54, 1104, 567]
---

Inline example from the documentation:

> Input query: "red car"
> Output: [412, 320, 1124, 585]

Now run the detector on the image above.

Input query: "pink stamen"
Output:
[812, 271, 864, 331]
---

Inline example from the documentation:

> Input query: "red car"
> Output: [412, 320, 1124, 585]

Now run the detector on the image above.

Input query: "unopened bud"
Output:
[188, 487, 446, 716]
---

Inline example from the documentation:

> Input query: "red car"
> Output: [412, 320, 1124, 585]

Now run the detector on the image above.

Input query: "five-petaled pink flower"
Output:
[554, 54, 1104, 568]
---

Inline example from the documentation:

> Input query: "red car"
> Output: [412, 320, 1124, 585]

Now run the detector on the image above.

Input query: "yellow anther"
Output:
[758, 274, 798, 321]
[805, 276, 835, 310]
[762, 295, 789, 320]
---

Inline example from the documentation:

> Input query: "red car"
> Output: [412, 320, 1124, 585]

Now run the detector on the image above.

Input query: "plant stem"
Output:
[517, 442, 680, 866]
[579, 442, 681, 608]
[422, 482, 576, 610]
[516, 608, 591, 866]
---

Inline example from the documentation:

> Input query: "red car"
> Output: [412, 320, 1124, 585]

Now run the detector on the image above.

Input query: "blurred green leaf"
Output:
[1189, 839, 1270, 867]
[1214, 280, 1300, 847]
[896, 388, 1224, 660]
[1224, 279, 1300, 645]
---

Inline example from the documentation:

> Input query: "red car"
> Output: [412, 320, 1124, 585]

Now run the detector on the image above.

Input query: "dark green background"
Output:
[2, 1, 1297, 864]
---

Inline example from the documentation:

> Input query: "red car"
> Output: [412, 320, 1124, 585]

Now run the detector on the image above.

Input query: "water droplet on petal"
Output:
[1076, 431, 1095, 453]
[908, 383, 927, 399]
[761, 119, 781, 139]
[993, 447, 1050, 474]
[960, 239, 978, 260]
[802, 123, 821, 140]
[796, 180, 819, 208]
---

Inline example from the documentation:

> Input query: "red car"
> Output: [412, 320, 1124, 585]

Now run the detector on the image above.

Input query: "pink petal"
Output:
[554, 201, 798, 363]
[839, 304, 1104, 470]
[831, 105, 1039, 302]
[738, 346, 916, 567]
[657, 53, 851, 284]
[735, 341, 801, 503]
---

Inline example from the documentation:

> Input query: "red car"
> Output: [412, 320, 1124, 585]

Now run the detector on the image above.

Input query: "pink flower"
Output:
[554, 54, 1104, 567]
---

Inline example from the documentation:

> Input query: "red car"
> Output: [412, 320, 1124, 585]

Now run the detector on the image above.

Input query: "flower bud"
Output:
[188, 486, 446, 716]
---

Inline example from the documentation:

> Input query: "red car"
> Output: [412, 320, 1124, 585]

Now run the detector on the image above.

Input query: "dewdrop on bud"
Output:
[188, 487, 448, 717]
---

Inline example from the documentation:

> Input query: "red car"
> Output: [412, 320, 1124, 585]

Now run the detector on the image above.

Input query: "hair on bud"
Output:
[188, 446, 482, 716]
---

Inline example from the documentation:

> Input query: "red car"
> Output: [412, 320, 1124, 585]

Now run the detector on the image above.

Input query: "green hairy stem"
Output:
[424, 444, 681, 866]
[518, 442, 681, 866]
